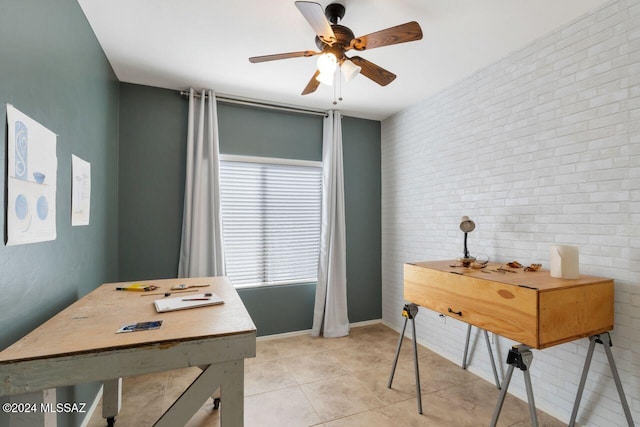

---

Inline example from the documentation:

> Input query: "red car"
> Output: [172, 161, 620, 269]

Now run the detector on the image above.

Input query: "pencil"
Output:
[140, 289, 198, 297]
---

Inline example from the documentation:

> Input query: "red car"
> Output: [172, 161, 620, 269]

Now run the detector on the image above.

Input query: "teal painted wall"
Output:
[118, 85, 382, 336]
[217, 103, 323, 161]
[342, 116, 382, 322]
[0, 1, 120, 425]
[118, 84, 188, 280]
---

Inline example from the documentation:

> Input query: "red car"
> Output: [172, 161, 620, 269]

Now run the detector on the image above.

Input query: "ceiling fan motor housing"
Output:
[325, 3, 346, 24]
[315, 24, 354, 55]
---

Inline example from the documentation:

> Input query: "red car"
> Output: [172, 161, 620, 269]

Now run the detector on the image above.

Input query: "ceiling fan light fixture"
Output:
[249, 3, 423, 96]
[316, 52, 337, 74]
[316, 69, 335, 86]
[341, 59, 361, 82]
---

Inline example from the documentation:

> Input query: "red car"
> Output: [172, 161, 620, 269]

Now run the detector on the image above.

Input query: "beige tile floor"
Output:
[86, 323, 565, 426]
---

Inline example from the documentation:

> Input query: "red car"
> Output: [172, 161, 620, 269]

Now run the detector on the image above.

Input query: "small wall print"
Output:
[71, 154, 91, 226]
[6, 104, 57, 245]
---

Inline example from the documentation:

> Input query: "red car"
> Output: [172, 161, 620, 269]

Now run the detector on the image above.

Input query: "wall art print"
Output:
[6, 104, 57, 245]
[71, 154, 90, 226]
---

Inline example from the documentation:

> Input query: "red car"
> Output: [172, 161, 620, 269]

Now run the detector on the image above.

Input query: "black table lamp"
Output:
[459, 216, 475, 259]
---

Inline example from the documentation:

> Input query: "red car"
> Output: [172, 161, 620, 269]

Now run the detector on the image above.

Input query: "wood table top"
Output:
[0, 277, 256, 363]
[410, 260, 613, 291]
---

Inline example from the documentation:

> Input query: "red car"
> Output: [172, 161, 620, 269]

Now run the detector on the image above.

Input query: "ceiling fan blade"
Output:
[249, 50, 319, 63]
[302, 70, 321, 95]
[349, 56, 396, 86]
[352, 21, 422, 51]
[295, 1, 336, 44]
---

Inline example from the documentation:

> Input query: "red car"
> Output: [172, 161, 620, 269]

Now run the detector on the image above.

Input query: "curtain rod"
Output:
[179, 91, 327, 117]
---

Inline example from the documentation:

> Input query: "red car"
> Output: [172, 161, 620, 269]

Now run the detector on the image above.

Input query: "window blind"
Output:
[220, 157, 322, 288]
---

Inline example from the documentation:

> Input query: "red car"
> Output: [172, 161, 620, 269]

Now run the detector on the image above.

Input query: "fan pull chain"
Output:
[333, 70, 338, 105]
[332, 69, 343, 105]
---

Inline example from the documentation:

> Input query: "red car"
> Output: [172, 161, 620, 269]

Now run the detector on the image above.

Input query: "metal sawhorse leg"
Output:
[569, 333, 634, 427]
[388, 303, 422, 414]
[462, 324, 501, 389]
[490, 345, 538, 427]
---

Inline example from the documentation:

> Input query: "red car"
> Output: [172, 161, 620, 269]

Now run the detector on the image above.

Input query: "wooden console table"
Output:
[405, 260, 614, 348]
[0, 276, 256, 427]
[399, 260, 633, 426]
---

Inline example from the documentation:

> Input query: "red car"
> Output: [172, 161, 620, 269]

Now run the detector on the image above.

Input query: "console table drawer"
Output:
[404, 261, 614, 349]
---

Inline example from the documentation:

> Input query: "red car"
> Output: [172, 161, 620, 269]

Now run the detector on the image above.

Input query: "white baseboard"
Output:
[351, 318, 383, 328]
[257, 318, 383, 341]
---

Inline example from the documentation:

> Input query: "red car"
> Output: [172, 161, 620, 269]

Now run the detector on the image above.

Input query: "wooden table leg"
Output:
[220, 360, 244, 427]
[155, 360, 244, 427]
[9, 389, 56, 427]
[102, 378, 121, 427]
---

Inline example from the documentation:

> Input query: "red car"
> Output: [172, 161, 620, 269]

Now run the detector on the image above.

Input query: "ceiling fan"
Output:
[249, 1, 423, 95]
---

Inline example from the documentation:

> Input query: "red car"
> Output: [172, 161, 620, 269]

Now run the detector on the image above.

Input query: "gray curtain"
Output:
[312, 110, 349, 337]
[178, 88, 225, 277]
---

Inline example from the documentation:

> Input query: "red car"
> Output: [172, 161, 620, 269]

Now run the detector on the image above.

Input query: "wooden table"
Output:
[0, 276, 256, 427]
[401, 260, 633, 427]
[404, 260, 614, 348]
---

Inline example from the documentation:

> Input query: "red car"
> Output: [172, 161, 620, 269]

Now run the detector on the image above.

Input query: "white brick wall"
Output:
[381, 0, 639, 425]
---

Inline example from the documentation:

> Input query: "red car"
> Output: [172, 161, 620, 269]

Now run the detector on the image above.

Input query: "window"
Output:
[219, 155, 322, 288]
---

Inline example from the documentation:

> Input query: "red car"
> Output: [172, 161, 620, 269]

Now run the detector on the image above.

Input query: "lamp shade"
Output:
[460, 216, 475, 233]
[341, 59, 361, 82]
[317, 53, 337, 74]
[316, 70, 335, 86]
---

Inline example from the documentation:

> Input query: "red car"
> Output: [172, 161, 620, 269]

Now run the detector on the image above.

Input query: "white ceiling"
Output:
[78, 0, 609, 120]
